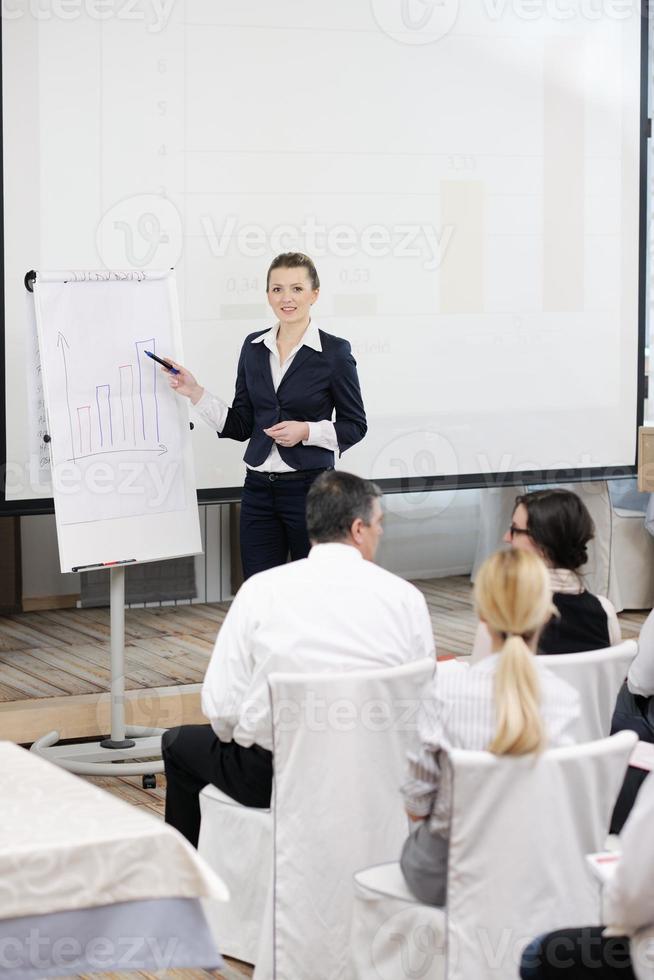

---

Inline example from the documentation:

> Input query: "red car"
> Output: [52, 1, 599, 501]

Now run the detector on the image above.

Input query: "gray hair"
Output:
[306, 470, 382, 543]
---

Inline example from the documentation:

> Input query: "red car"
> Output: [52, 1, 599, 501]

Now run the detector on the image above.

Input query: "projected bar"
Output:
[440, 180, 484, 314]
[544, 37, 585, 312]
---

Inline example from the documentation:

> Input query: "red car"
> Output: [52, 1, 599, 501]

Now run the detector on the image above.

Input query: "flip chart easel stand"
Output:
[30, 567, 165, 781]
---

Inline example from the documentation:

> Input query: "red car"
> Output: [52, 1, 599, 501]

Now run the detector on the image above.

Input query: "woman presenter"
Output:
[166, 252, 367, 579]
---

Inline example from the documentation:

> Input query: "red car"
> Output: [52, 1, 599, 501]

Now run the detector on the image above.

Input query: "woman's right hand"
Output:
[162, 359, 205, 405]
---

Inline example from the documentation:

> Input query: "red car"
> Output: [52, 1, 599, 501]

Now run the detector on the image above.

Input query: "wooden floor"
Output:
[0, 602, 231, 703]
[0, 576, 647, 980]
[0, 577, 645, 708]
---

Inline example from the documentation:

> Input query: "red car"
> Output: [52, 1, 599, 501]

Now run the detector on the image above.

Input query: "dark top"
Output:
[539, 591, 611, 655]
[219, 328, 367, 470]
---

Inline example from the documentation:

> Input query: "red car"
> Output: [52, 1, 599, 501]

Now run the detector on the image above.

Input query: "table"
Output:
[0, 742, 227, 978]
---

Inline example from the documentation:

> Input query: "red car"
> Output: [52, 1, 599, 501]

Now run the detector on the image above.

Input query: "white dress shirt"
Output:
[192, 319, 338, 473]
[402, 654, 580, 834]
[201, 543, 436, 751]
[603, 772, 654, 978]
[628, 607, 654, 697]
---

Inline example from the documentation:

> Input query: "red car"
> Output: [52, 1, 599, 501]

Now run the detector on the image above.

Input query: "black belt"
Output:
[246, 467, 330, 483]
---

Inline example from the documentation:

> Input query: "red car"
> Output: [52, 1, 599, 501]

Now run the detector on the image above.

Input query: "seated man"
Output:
[162, 470, 436, 845]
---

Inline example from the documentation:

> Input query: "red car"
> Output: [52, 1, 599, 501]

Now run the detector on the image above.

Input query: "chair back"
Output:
[258, 657, 435, 980]
[445, 730, 637, 980]
[543, 640, 637, 741]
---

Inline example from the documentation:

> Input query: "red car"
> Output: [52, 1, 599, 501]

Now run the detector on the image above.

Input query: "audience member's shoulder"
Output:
[364, 559, 426, 599]
[238, 555, 311, 594]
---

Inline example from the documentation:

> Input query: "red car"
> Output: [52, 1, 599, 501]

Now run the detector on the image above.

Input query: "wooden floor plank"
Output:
[35, 609, 113, 643]
[0, 660, 70, 698]
[10, 644, 112, 689]
[0, 578, 648, 705]
[1, 648, 106, 695]
[5, 611, 111, 649]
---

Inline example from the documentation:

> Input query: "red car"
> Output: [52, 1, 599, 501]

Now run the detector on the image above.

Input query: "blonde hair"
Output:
[474, 550, 556, 756]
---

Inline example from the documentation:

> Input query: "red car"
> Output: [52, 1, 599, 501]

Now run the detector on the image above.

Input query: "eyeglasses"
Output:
[508, 524, 531, 540]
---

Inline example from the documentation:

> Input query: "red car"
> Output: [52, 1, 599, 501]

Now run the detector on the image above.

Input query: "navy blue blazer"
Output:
[219, 328, 367, 469]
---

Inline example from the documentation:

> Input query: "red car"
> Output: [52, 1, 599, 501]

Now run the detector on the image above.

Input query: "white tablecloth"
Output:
[0, 897, 220, 979]
[0, 742, 228, 919]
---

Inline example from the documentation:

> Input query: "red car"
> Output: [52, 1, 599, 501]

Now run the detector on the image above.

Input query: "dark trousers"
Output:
[609, 684, 654, 833]
[162, 724, 273, 847]
[240, 469, 326, 580]
[520, 929, 635, 979]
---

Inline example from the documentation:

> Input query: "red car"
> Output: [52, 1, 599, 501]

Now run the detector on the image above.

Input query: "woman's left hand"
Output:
[263, 421, 310, 448]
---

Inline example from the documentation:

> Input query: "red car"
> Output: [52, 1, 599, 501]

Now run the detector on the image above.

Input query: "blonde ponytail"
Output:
[474, 550, 556, 757]
[487, 635, 544, 755]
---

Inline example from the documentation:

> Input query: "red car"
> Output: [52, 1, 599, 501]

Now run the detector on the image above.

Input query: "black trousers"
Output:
[162, 724, 273, 847]
[520, 929, 636, 979]
[609, 683, 654, 833]
[239, 468, 326, 580]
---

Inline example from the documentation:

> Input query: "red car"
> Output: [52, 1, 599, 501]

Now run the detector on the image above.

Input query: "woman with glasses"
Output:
[472, 489, 620, 659]
[401, 549, 580, 906]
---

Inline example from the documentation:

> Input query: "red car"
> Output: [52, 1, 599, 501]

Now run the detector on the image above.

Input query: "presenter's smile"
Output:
[267, 266, 319, 328]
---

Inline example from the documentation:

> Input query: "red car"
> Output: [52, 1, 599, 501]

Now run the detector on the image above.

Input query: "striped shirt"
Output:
[402, 656, 580, 835]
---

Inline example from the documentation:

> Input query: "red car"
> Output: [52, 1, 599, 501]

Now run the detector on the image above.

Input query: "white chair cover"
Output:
[254, 657, 435, 980]
[544, 640, 637, 742]
[198, 785, 272, 963]
[351, 862, 447, 980]
[633, 925, 654, 980]
[351, 731, 637, 980]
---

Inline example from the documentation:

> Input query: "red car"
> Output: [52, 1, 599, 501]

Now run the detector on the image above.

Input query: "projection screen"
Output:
[1, 0, 647, 507]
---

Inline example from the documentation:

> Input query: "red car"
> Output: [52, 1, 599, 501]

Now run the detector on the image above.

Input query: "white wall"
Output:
[376, 490, 479, 579]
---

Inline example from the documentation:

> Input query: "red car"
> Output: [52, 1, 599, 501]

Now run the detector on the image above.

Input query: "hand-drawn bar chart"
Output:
[35, 275, 187, 527]
[60, 335, 164, 461]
